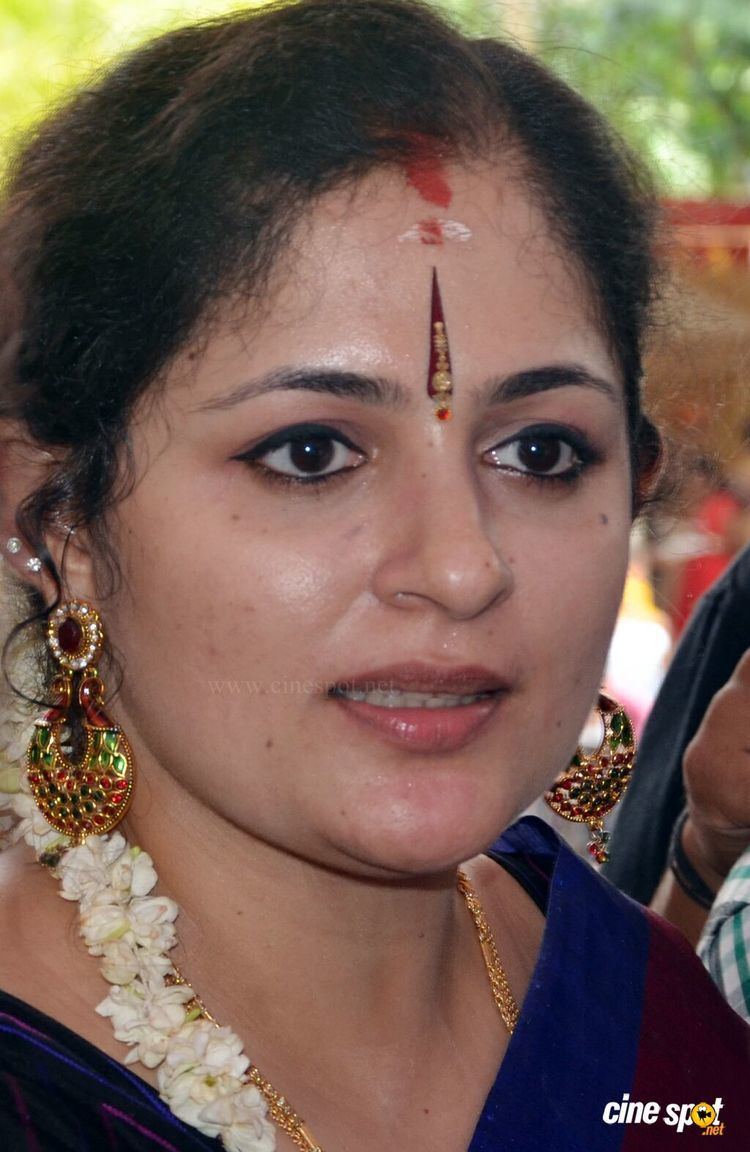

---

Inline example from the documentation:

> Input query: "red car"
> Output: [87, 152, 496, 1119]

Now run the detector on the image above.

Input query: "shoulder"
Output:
[0, 987, 210, 1152]
[0, 851, 208, 1148]
[465, 821, 548, 1011]
[0, 841, 120, 1061]
[635, 906, 750, 1138]
[0, 841, 76, 993]
[546, 823, 750, 1066]
[708, 541, 750, 613]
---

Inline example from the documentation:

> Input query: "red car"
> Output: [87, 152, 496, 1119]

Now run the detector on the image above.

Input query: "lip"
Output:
[328, 662, 510, 754]
[328, 662, 512, 696]
[331, 695, 503, 754]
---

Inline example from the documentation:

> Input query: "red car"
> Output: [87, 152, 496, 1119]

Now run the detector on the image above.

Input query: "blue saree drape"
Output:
[2, 818, 748, 1150]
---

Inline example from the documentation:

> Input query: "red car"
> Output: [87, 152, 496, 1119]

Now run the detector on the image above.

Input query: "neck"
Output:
[22, 742, 542, 1152]
[123, 755, 486, 1073]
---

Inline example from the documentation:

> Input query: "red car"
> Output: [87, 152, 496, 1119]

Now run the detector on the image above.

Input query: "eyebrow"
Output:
[196, 368, 408, 412]
[483, 364, 619, 406]
[196, 362, 619, 412]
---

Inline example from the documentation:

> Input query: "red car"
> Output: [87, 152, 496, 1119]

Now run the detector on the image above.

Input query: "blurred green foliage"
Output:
[0, 1, 267, 149]
[536, 0, 750, 197]
[0, 0, 747, 195]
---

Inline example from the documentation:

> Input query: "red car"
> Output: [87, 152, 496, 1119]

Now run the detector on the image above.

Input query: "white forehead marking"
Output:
[398, 218, 473, 244]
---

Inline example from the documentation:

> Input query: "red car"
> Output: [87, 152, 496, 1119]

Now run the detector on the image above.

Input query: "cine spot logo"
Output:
[602, 1094, 725, 1135]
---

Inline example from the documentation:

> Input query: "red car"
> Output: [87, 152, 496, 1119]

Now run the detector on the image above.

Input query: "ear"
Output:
[633, 416, 663, 515]
[0, 422, 97, 606]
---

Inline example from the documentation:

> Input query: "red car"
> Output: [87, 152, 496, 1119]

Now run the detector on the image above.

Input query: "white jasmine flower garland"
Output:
[0, 711, 67, 855]
[0, 744, 276, 1152]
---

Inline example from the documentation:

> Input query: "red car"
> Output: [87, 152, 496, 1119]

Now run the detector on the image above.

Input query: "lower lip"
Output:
[331, 694, 503, 753]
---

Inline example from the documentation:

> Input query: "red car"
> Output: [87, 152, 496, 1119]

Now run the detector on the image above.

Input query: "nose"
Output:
[372, 463, 514, 621]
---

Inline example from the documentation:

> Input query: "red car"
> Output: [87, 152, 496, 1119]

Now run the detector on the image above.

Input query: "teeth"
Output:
[335, 688, 492, 709]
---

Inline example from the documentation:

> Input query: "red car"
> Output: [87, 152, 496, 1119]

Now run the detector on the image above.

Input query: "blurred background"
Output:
[1, 0, 749, 733]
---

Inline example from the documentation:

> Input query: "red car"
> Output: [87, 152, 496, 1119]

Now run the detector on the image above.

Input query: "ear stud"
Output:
[5, 536, 42, 572]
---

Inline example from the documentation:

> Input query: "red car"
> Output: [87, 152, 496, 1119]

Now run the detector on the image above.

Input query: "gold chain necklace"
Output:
[168, 869, 519, 1152]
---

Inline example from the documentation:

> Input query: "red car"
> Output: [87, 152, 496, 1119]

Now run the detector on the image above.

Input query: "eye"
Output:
[485, 425, 593, 481]
[236, 423, 366, 485]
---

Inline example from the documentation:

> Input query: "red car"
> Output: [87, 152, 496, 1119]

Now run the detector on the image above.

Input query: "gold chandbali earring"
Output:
[427, 267, 454, 422]
[26, 600, 135, 842]
[544, 692, 635, 864]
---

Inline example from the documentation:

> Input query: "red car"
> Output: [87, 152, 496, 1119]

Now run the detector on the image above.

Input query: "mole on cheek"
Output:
[599, 513, 609, 526]
[265, 738, 273, 750]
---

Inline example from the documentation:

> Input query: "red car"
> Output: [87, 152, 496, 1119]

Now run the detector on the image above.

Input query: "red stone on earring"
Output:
[58, 616, 83, 656]
[436, 406, 452, 421]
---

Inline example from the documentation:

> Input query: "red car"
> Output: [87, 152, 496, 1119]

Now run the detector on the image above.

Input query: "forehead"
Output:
[266, 164, 598, 340]
[167, 163, 618, 409]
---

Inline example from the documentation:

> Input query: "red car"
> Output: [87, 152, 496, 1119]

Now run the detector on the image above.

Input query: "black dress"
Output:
[604, 543, 750, 902]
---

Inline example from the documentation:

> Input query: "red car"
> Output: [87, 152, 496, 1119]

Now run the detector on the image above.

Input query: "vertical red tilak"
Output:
[403, 133, 453, 208]
[427, 268, 453, 421]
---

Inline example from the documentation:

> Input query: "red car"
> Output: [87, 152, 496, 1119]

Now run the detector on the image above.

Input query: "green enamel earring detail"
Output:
[544, 692, 635, 863]
[26, 600, 135, 842]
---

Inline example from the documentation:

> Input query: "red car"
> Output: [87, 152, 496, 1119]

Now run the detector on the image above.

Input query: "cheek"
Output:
[100, 491, 365, 819]
[510, 494, 630, 700]
[107, 484, 365, 689]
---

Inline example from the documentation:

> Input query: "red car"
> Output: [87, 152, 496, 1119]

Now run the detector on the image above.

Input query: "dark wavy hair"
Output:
[0, 0, 661, 653]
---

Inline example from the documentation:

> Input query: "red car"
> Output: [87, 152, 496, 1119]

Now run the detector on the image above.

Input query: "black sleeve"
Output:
[602, 545, 750, 903]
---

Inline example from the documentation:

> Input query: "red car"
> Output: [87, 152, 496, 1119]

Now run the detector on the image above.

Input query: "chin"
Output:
[334, 774, 520, 877]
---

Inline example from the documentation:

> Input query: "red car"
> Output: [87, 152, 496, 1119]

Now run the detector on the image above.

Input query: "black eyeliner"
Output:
[485, 421, 602, 486]
[505, 422, 601, 463]
[233, 421, 361, 462]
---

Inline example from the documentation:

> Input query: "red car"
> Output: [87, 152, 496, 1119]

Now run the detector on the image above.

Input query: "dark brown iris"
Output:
[517, 437, 562, 473]
[290, 435, 335, 474]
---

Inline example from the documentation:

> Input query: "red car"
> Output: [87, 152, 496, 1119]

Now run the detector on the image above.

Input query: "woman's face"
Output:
[99, 166, 633, 875]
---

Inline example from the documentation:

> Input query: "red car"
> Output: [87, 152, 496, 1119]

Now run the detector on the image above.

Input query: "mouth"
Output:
[327, 664, 509, 753]
[329, 687, 496, 709]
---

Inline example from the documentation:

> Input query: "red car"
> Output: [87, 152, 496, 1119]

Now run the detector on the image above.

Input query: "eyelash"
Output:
[235, 423, 365, 489]
[235, 422, 599, 490]
[486, 423, 600, 486]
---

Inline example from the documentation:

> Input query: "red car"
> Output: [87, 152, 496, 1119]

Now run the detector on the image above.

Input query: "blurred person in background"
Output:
[605, 544, 750, 950]
[651, 453, 749, 639]
[603, 523, 672, 739]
